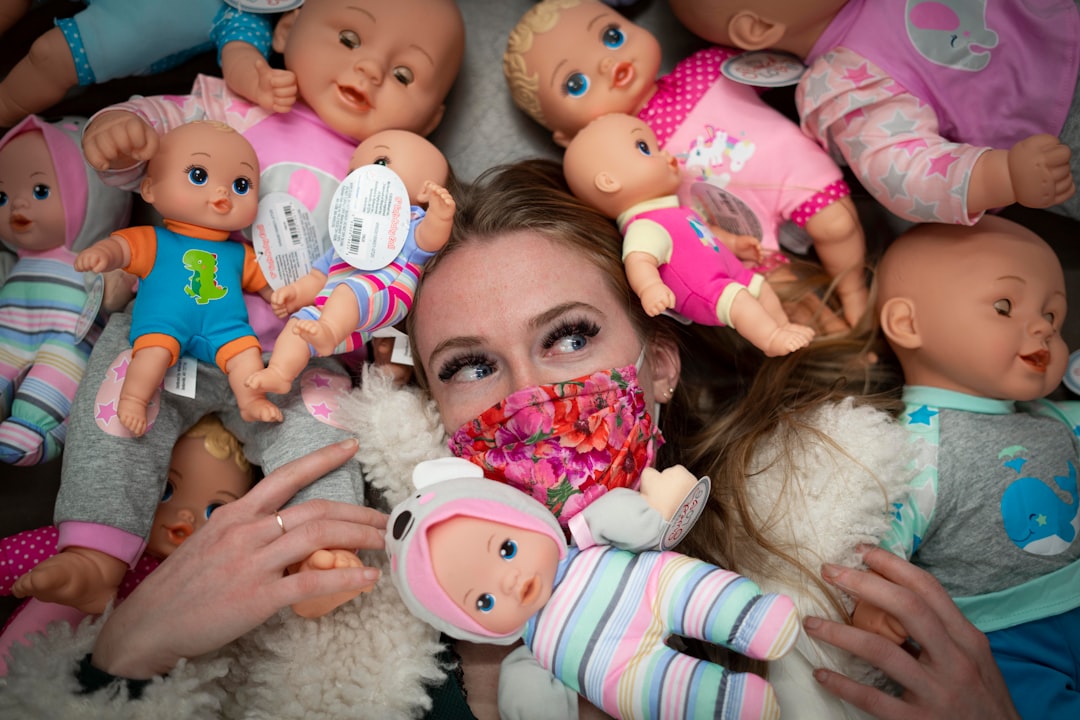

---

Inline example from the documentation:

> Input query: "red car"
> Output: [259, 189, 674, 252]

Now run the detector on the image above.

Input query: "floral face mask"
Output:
[448, 361, 663, 527]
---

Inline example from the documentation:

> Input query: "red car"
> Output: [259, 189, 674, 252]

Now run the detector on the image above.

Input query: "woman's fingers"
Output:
[806, 660, 909, 720]
[244, 439, 360, 514]
[260, 517, 387, 568]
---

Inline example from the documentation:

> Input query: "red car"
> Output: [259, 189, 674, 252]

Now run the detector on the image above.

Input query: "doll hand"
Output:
[713, 225, 763, 264]
[287, 548, 370, 618]
[75, 244, 122, 274]
[638, 465, 698, 521]
[1008, 134, 1075, 209]
[852, 597, 908, 646]
[638, 283, 676, 317]
[270, 285, 300, 317]
[252, 60, 298, 114]
[425, 182, 456, 222]
[81, 111, 159, 172]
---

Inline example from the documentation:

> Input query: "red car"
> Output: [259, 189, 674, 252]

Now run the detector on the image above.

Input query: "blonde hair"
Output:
[182, 414, 251, 476]
[503, 0, 583, 128]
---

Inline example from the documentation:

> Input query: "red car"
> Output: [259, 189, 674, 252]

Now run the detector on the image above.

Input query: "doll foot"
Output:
[293, 320, 340, 357]
[245, 367, 294, 395]
[238, 397, 283, 424]
[763, 324, 815, 357]
[117, 394, 150, 436]
[288, 549, 369, 619]
[12, 548, 127, 615]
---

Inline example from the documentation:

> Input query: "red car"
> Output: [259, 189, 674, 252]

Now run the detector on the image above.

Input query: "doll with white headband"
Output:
[386, 457, 800, 720]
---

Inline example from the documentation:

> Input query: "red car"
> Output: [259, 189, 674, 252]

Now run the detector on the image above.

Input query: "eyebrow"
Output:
[217, 490, 243, 501]
[191, 152, 211, 159]
[410, 43, 435, 67]
[346, 6, 376, 22]
[240, 161, 256, 172]
[586, 11, 612, 31]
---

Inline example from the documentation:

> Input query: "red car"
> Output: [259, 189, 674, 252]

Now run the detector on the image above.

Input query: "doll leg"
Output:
[0, 335, 92, 465]
[223, 345, 283, 424]
[0, 27, 78, 128]
[726, 289, 814, 357]
[294, 285, 361, 357]
[803, 197, 869, 328]
[245, 319, 315, 395]
[118, 344, 174, 437]
[286, 549, 370, 618]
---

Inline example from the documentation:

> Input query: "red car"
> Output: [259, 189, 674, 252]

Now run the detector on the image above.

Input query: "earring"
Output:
[666, 387, 675, 398]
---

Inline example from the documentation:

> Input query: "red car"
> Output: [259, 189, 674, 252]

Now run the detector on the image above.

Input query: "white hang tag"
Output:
[163, 356, 198, 399]
[371, 326, 414, 367]
[1064, 350, 1080, 396]
[328, 164, 411, 271]
[252, 192, 322, 290]
[75, 272, 104, 342]
[722, 51, 807, 88]
[224, 0, 303, 13]
[658, 475, 711, 550]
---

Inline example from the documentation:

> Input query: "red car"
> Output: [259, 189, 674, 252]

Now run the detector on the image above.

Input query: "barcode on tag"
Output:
[347, 219, 365, 256]
[283, 204, 300, 243]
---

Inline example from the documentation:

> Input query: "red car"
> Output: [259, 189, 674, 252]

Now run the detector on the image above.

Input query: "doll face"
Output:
[275, 0, 464, 141]
[140, 123, 260, 232]
[0, 131, 66, 252]
[522, 1, 661, 145]
[350, 129, 449, 202]
[564, 113, 681, 217]
[885, 225, 1068, 401]
[412, 232, 675, 432]
[145, 434, 252, 559]
[427, 515, 561, 635]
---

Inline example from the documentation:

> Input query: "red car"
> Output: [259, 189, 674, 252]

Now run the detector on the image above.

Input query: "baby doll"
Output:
[75, 120, 279, 437]
[0, 0, 293, 128]
[0, 115, 131, 466]
[1, 413, 252, 675]
[246, 129, 455, 395]
[17, 0, 465, 619]
[564, 112, 814, 357]
[666, 0, 1079, 224]
[386, 457, 800, 720]
[868, 215, 1080, 717]
[504, 0, 868, 327]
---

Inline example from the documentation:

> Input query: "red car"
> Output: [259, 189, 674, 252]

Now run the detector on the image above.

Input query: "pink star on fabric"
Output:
[926, 153, 958, 178]
[895, 138, 929, 156]
[96, 401, 119, 424]
[843, 63, 875, 86]
[113, 357, 130, 381]
[309, 402, 333, 419]
[309, 373, 331, 389]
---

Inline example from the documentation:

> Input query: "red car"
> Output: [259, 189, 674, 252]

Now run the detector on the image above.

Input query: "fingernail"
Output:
[361, 567, 380, 582]
[803, 616, 822, 631]
[813, 669, 829, 684]
[338, 438, 359, 451]
[821, 563, 842, 582]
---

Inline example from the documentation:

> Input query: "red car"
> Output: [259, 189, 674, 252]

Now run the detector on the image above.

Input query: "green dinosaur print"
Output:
[182, 249, 228, 305]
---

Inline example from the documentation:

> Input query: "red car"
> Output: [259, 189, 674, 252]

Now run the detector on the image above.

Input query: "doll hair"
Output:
[182, 413, 252, 478]
[503, 0, 583, 128]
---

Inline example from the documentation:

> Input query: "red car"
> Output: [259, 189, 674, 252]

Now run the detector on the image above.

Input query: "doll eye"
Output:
[204, 503, 225, 520]
[161, 482, 175, 503]
[392, 66, 414, 86]
[373, 156, 390, 166]
[339, 30, 361, 49]
[636, 139, 651, 156]
[1044, 311, 1057, 325]
[601, 24, 625, 49]
[0, 192, 7, 206]
[232, 177, 252, 195]
[499, 539, 518, 560]
[475, 593, 495, 613]
[564, 72, 589, 97]
[32, 184, 50, 200]
[187, 166, 209, 186]
[993, 298, 1012, 316]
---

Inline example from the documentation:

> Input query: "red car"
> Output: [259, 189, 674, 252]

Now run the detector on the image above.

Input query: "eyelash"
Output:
[435, 319, 602, 383]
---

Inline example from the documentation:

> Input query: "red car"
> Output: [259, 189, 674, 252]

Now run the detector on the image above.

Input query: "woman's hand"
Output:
[804, 546, 1020, 720]
[92, 439, 386, 678]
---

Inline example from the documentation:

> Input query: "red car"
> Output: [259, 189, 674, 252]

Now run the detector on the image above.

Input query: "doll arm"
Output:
[498, 645, 580, 720]
[220, 41, 298, 115]
[624, 251, 675, 317]
[270, 269, 327, 317]
[413, 182, 456, 253]
[75, 236, 132, 275]
[966, 136, 1074, 216]
[81, 111, 160, 173]
[802, 196, 868, 327]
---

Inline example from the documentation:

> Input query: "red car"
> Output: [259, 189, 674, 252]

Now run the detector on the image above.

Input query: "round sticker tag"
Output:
[224, 0, 303, 13]
[659, 475, 711, 550]
[722, 51, 806, 88]
[252, 192, 323, 290]
[1064, 350, 1080, 396]
[328, 164, 411, 271]
[75, 272, 104, 342]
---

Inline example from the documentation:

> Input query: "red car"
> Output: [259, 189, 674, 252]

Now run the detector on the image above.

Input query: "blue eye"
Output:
[476, 593, 495, 613]
[601, 24, 625, 49]
[565, 72, 589, 97]
[500, 539, 518, 560]
[205, 502, 224, 519]
[232, 177, 251, 195]
[636, 139, 651, 156]
[32, 184, 50, 200]
[161, 481, 175, 503]
[0, 192, 7, 206]
[436, 353, 497, 384]
[187, 166, 209, 186]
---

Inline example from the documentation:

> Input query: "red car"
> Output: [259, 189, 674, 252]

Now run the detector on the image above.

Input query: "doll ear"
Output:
[272, 9, 302, 54]
[138, 176, 155, 205]
[412, 457, 484, 490]
[879, 296, 922, 350]
[728, 10, 787, 52]
[593, 171, 621, 195]
[552, 129, 573, 148]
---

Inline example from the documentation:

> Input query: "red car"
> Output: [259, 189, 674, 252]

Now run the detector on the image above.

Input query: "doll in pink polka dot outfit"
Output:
[0, 414, 252, 675]
[504, 0, 868, 327]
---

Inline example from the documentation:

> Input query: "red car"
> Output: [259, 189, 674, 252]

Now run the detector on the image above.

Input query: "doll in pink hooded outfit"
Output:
[0, 115, 132, 465]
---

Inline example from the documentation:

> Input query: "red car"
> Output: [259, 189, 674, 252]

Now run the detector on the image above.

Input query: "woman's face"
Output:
[413, 231, 676, 432]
